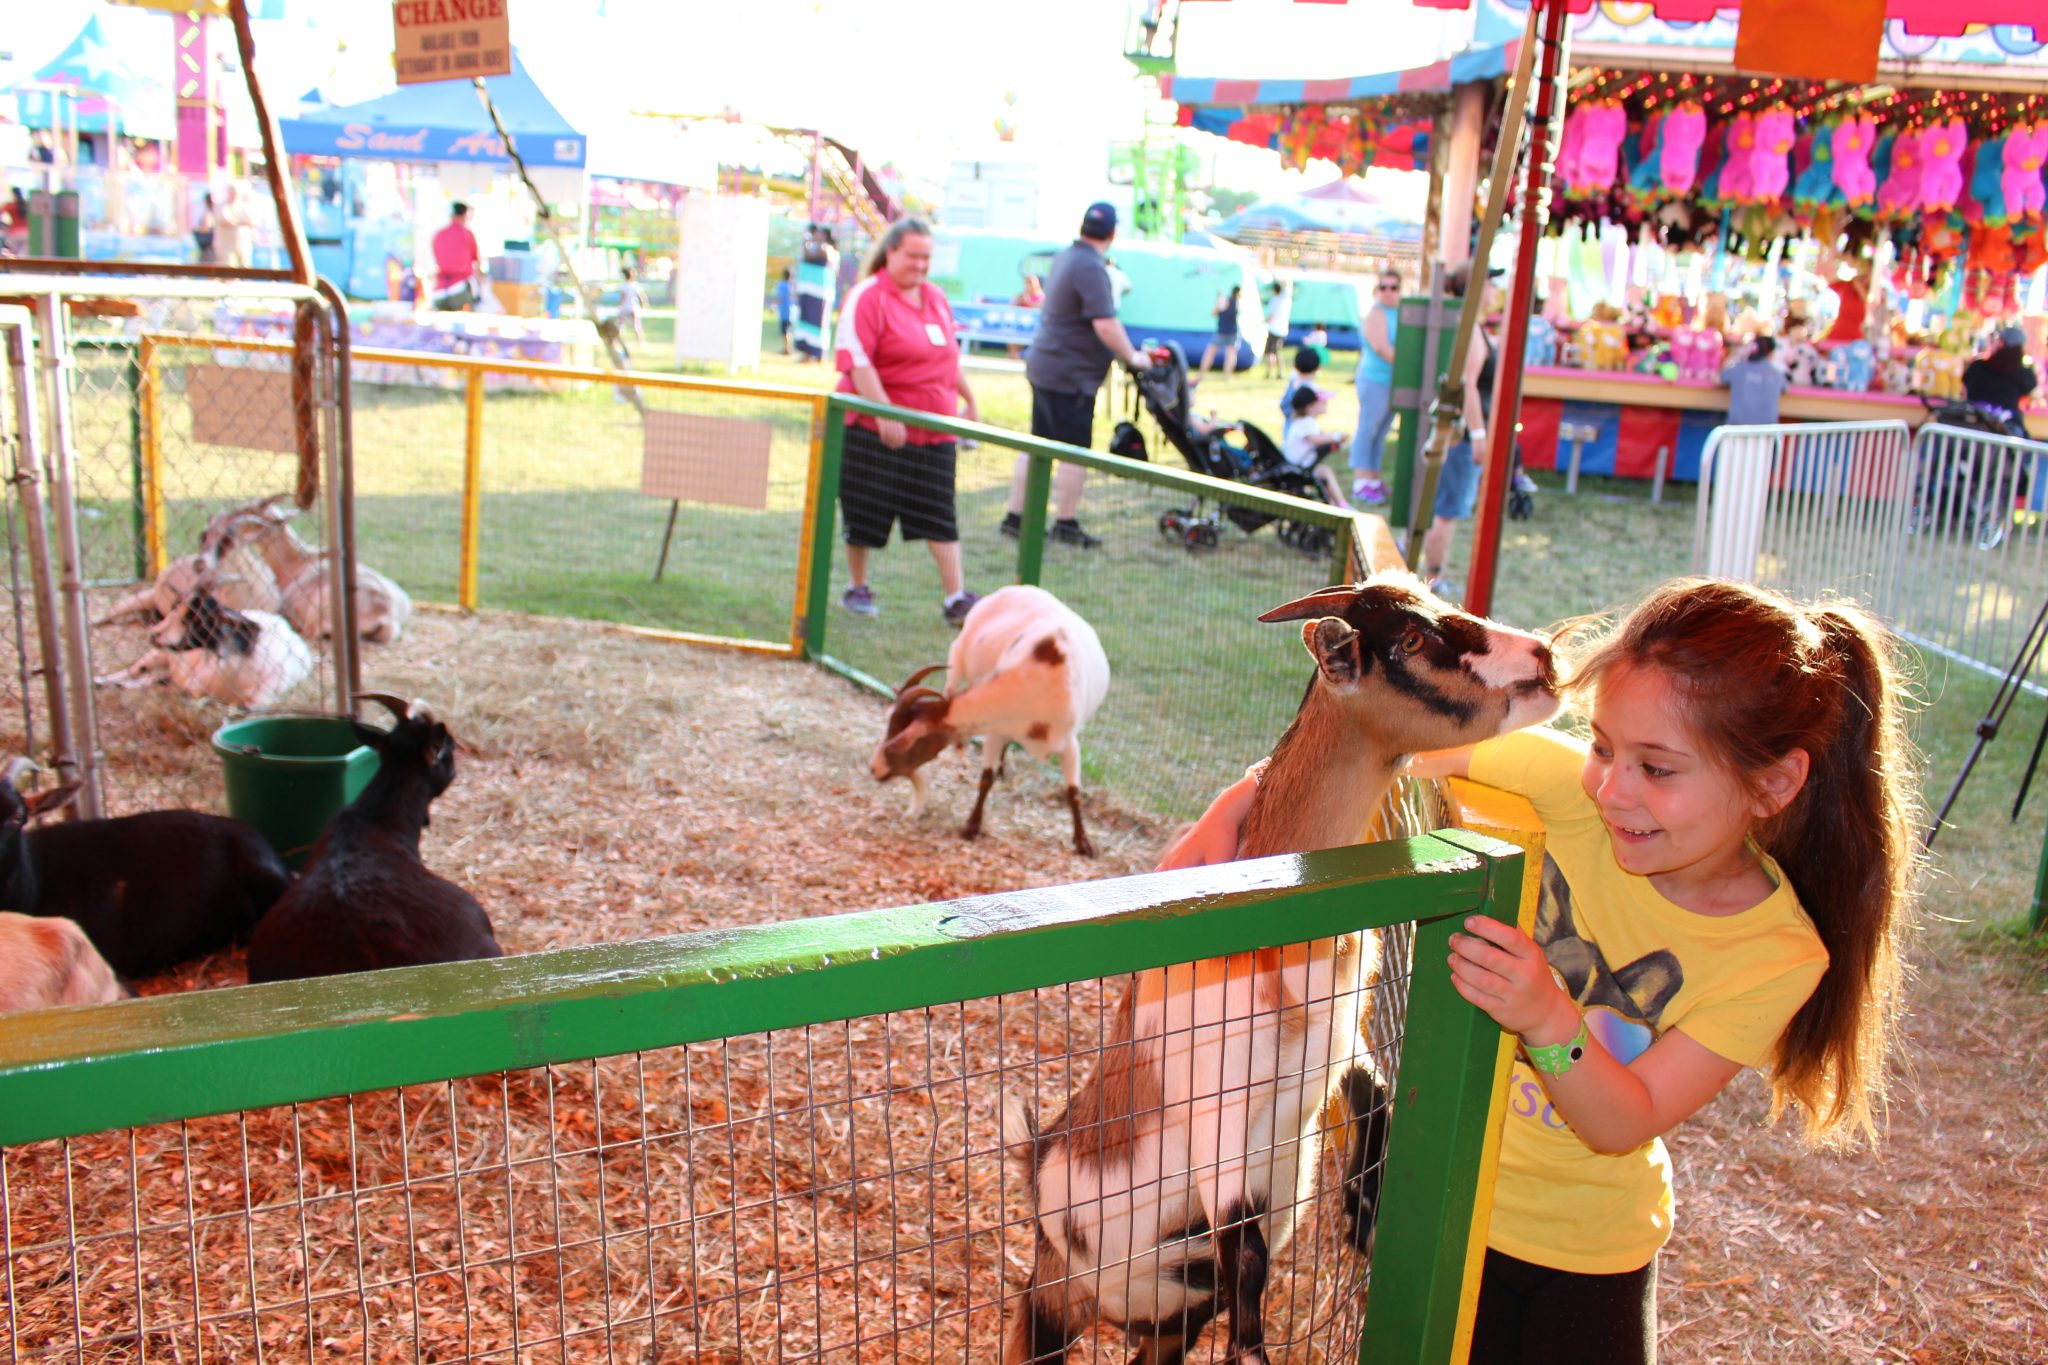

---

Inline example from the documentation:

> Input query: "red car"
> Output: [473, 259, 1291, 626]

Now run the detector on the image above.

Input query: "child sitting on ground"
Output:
[1280, 385, 1354, 508]
[1279, 346, 1322, 438]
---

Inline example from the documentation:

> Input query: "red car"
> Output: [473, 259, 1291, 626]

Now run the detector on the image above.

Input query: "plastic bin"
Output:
[212, 715, 379, 871]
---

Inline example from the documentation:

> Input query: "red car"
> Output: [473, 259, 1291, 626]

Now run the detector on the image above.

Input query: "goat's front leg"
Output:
[1185, 956, 1273, 1364]
[961, 747, 1000, 841]
[1058, 738, 1093, 856]
[93, 650, 172, 689]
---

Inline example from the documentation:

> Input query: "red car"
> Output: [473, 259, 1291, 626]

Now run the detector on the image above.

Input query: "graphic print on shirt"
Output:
[1535, 854, 1682, 1067]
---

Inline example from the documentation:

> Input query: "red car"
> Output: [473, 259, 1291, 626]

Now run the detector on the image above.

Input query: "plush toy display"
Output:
[1717, 113, 1758, 204]
[1792, 123, 1839, 212]
[1918, 118, 1968, 212]
[1749, 110, 1798, 203]
[1877, 128, 1923, 218]
[2003, 123, 2047, 222]
[1832, 115, 1878, 207]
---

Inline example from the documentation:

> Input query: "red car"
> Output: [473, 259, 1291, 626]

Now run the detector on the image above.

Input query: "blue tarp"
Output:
[279, 53, 585, 169]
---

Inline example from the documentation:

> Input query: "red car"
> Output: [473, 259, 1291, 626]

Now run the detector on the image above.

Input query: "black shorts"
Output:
[1030, 385, 1096, 450]
[839, 423, 959, 547]
[1263, 333, 1284, 358]
[1469, 1248, 1656, 1365]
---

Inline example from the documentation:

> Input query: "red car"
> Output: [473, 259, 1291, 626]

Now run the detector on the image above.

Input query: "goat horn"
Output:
[2, 757, 36, 789]
[354, 692, 411, 722]
[896, 686, 944, 706]
[897, 663, 947, 695]
[1258, 584, 1365, 624]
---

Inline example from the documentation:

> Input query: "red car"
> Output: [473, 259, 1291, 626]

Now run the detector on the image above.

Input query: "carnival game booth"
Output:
[1480, 3, 2048, 478]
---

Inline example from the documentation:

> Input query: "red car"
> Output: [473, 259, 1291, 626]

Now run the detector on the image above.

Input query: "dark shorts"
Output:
[1263, 333, 1284, 357]
[1030, 385, 1096, 451]
[1469, 1248, 1656, 1365]
[839, 423, 958, 547]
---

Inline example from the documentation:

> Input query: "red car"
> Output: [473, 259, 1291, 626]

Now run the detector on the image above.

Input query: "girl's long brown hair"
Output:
[1569, 578, 1919, 1146]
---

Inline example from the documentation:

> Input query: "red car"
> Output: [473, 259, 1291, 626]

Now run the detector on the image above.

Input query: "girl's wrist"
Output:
[1520, 993, 1583, 1051]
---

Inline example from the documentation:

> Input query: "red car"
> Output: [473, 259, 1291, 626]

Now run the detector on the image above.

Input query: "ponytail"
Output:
[1568, 580, 1921, 1147]
[1760, 607, 1918, 1146]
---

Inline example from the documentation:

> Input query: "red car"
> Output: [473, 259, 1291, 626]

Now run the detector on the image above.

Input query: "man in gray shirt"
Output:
[999, 202, 1146, 548]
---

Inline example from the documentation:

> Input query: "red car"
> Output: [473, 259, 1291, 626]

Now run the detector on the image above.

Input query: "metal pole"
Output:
[312, 296, 358, 713]
[35, 297, 102, 818]
[4, 325, 67, 785]
[1465, 0, 1569, 619]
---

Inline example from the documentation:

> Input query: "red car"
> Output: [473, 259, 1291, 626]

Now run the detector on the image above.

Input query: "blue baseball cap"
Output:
[1081, 202, 1118, 240]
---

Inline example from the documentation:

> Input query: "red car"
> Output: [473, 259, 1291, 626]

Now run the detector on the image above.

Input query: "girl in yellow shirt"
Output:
[1165, 577, 1919, 1364]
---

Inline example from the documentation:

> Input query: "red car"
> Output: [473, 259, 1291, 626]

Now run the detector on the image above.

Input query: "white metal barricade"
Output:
[1693, 421, 1915, 607]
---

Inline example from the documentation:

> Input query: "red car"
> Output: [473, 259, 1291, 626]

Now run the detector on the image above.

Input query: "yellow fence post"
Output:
[136, 335, 166, 578]
[460, 368, 483, 612]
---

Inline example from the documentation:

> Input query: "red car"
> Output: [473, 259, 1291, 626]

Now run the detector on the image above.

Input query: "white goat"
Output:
[0, 912, 127, 1014]
[1002, 573, 1560, 1365]
[94, 499, 282, 626]
[211, 495, 412, 645]
[93, 583, 313, 709]
[869, 585, 1109, 855]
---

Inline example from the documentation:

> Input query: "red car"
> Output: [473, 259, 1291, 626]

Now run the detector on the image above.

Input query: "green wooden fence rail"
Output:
[0, 832, 1522, 1365]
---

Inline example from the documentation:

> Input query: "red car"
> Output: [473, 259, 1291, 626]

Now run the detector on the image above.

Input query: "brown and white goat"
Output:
[0, 912, 128, 1014]
[1003, 572, 1559, 1365]
[93, 500, 282, 626]
[870, 585, 1110, 856]
[94, 583, 314, 709]
[208, 495, 412, 644]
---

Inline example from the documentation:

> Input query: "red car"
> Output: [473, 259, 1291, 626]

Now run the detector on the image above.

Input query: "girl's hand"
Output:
[877, 418, 909, 449]
[1447, 915, 1579, 1044]
[1157, 774, 1259, 870]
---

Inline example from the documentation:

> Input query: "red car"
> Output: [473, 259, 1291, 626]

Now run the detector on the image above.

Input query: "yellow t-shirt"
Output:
[1469, 727, 1829, 1274]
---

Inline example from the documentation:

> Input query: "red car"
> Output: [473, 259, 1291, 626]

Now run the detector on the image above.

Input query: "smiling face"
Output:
[1580, 663, 1773, 902]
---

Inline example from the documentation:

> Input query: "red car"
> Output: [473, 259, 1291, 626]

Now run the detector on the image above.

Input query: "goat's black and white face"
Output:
[0, 761, 79, 888]
[149, 587, 258, 656]
[352, 698, 458, 801]
[1262, 572, 1561, 752]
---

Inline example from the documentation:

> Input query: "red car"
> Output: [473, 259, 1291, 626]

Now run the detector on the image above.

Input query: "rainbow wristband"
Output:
[1523, 1016, 1589, 1078]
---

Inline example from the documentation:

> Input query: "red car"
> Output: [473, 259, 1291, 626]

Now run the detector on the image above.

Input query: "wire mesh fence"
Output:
[813, 407, 1357, 827]
[1, 819, 1515, 1365]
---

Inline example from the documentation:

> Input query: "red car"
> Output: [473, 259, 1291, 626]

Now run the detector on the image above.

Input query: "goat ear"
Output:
[1303, 617, 1365, 686]
[2, 757, 36, 791]
[24, 782, 80, 820]
[1260, 584, 1363, 624]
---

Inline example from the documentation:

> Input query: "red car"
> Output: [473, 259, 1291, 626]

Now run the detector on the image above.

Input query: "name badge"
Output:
[925, 322, 948, 347]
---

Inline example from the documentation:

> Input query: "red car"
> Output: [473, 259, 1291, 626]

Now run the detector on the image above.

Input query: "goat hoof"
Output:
[960, 823, 982, 841]
[1073, 835, 1095, 858]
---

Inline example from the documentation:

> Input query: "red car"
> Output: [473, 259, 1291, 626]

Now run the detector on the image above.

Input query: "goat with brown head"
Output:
[870, 664, 953, 818]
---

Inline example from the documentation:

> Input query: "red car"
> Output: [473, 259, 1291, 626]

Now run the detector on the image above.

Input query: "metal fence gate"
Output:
[0, 277, 355, 818]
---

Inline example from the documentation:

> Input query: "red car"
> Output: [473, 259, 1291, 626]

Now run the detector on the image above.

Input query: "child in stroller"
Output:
[1122, 341, 1341, 554]
[1280, 384, 1356, 510]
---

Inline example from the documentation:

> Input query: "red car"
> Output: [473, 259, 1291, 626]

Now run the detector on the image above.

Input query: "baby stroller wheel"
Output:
[1159, 509, 1186, 540]
[1283, 520, 1333, 558]
[1509, 487, 1535, 521]
[1186, 523, 1220, 550]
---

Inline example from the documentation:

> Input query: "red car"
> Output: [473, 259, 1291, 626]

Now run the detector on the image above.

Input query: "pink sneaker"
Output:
[1352, 475, 1389, 506]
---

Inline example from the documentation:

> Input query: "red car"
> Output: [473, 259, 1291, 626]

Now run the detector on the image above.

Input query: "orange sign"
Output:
[392, 0, 511, 86]
[1733, 0, 1885, 85]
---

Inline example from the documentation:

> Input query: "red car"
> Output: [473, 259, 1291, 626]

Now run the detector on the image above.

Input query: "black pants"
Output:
[1468, 1248, 1657, 1365]
[1029, 385, 1096, 450]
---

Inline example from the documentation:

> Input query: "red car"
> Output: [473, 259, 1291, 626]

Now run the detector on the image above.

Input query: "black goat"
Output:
[244, 695, 501, 984]
[0, 759, 290, 980]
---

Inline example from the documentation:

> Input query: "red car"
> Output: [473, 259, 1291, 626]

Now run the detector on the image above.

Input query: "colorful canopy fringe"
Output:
[1405, 0, 2038, 37]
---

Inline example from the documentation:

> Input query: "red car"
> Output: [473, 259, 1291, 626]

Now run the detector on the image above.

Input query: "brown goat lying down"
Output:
[1004, 572, 1560, 1365]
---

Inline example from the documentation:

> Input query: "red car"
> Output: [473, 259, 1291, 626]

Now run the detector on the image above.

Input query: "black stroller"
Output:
[1116, 342, 1339, 556]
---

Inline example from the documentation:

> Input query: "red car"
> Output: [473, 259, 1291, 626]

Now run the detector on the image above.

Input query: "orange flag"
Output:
[1734, 0, 1886, 84]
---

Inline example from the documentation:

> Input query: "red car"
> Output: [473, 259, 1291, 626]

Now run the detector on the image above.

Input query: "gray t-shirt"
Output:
[1025, 240, 1119, 396]
[1721, 357, 1789, 427]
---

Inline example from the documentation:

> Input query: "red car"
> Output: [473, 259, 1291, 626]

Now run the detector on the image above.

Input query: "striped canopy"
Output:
[1402, 0, 2039, 37]
[1163, 39, 1518, 109]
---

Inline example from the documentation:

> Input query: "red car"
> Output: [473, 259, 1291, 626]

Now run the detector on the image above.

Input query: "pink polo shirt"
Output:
[432, 221, 480, 291]
[834, 275, 961, 446]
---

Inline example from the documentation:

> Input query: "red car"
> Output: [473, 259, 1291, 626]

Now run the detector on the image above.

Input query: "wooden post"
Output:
[459, 369, 483, 611]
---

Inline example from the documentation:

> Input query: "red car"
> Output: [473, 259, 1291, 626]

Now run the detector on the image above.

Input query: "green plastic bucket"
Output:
[212, 715, 380, 871]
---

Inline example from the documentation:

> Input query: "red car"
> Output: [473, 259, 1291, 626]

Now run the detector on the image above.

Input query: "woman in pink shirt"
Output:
[833, 218, 981, 626]
[431, 202, 481, 309]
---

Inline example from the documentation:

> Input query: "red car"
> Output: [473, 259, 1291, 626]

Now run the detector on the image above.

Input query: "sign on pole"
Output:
[392, 0, 512, 86]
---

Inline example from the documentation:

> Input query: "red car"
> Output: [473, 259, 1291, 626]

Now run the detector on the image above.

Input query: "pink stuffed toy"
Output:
[1918, 118, 1967, 211]
[1554, 105, 1591, 192]
[1878, 128, 1922, 218]
[1568, 102, 1628, 197]
[1832, 114, 1878, 207]
[1659, 105, 1708, 194]
[1719, 113, 1758, 204]
[2003, 123, 2048, 222]
[1749, 109, 1797, 203]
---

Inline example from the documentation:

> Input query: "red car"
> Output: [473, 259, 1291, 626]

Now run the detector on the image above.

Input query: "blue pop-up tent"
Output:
[8, 13, 175, 141]
[279, 53, 585, 169]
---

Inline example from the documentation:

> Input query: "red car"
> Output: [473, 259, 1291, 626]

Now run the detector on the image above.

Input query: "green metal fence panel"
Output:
[0, 835, 1524, 1365]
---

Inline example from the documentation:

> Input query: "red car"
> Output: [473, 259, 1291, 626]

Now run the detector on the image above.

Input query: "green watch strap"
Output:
[1524, 1016, 1589, 1078]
